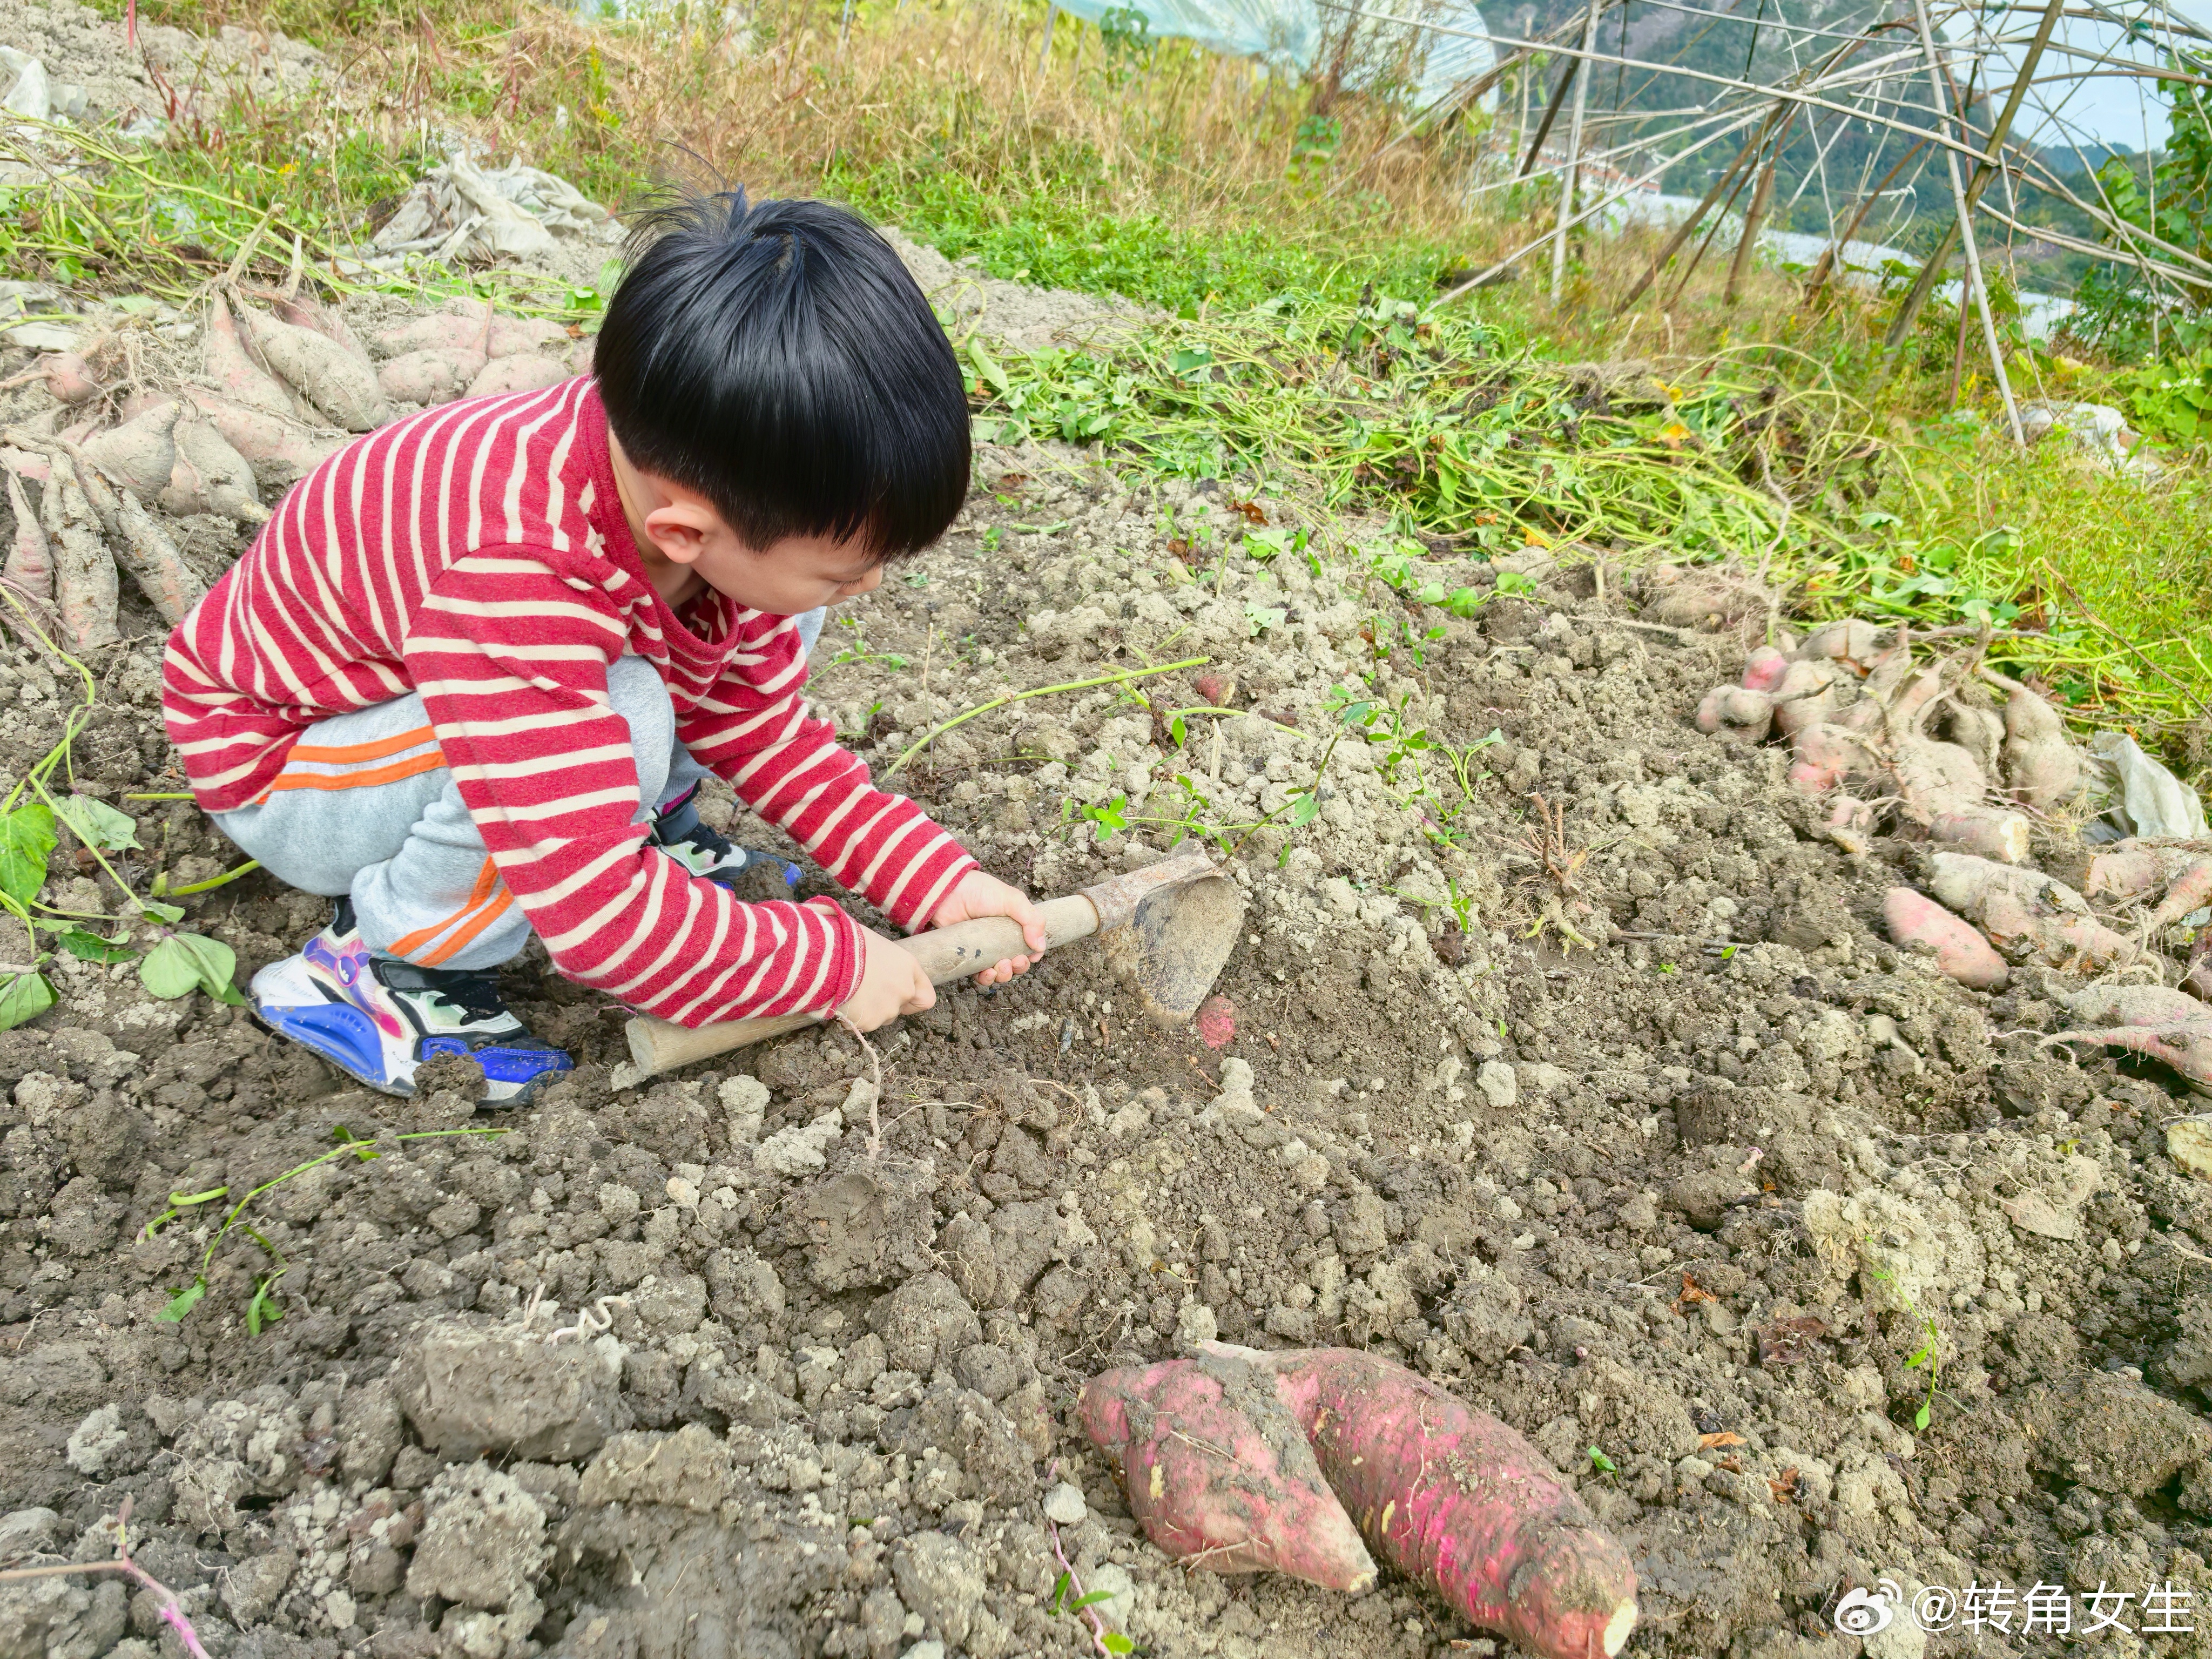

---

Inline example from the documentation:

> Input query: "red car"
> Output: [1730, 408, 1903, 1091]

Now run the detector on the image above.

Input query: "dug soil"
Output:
[4, 11, 2212, 1659]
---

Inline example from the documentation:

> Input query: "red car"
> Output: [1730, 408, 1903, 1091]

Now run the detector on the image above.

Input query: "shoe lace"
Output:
[380, 961, 508, 1022]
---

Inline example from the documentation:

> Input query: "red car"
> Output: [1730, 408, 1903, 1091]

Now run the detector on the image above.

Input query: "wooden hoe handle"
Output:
[621, 893, 1101, 1078]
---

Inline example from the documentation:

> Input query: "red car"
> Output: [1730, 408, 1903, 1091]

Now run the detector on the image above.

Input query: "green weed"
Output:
[149, 1123, 504, 1332]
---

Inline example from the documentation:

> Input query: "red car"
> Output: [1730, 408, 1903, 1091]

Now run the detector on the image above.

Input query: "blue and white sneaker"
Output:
[249, 906, 572, 1105]
[652, 790, 801, 893]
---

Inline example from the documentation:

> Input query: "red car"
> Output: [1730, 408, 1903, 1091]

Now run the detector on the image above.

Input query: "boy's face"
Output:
[688, 521, 887, 617]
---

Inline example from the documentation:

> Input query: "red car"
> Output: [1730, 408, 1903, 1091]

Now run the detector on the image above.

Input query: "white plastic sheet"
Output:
[1044, 0, 1496, 110]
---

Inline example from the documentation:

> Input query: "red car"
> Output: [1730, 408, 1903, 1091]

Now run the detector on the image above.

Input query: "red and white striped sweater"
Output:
[162, 377, 976, 1026]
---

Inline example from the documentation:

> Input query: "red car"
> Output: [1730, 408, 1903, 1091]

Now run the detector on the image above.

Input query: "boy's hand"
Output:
[836, 927, 935, 1032]
[932, 871, 1049, 987]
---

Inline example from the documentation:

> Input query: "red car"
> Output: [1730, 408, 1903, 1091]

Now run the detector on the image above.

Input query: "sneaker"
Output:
[652, 790, 801, 895]
[249, 906, 573, 1104]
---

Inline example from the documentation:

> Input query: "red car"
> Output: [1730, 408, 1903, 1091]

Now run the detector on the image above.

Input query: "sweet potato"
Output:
[1793, 618, 1881, 674]
[1209, 1344, 1639, 1659]
[488, 314, 573, 359]
[2057, 983, 2212, 1029]
[1928, 807, 2031, 865]
[1695, 685, 1771, 744]
[377, 347, 489, 407]
[36, 352, 103, 404]
[1739, 646, 1789, 693]
[1928, 851, 2086, 920]
[178, 392, 342, 487]
[373, 311, 493, 360]
[466, 354, 570, 399]
[42, 459, 117, 652]
[0, 447, 51, 486]
[1078, 1351, 1377, 1591]
[109, 483, 207, 624]
[1940, 700, 2004, 776]
[2085, 845, 2166, 901]
[2, 461, 51, 601]
[1980, 888, 2137, 969]
[164, 414, 267, 524]
[2143, 858, 2212, 937]
[1884, 888, 2007, 989]
[203, 292, 299, 420]
[1788, 722, 1878, 794]
[1999, 685, 2080, 808]
[81, 401, 180, 500]
[237, 302, 392, 432]
[2045, 1024, 2212, 1096]
[275, 292, 372, 366]
[1890, 736, 1986, 820]
[1770, 658, 1843, 739]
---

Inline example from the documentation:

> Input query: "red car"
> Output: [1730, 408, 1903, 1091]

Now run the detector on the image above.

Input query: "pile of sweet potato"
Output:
[1, 286, 588, 652]
[1079, 1344, 1639, 1659]
[1691, 623, 2212, 1093]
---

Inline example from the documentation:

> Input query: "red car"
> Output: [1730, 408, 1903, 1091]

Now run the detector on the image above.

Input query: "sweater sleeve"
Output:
[403, 552, 867, 1025]
[676, 613, 979, 930]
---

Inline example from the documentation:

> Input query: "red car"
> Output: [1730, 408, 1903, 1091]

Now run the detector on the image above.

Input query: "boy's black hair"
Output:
[595, 188, 969, 561]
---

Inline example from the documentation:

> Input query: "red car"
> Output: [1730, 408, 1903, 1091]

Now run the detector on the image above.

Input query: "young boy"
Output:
[163, 191, 1047, 1104]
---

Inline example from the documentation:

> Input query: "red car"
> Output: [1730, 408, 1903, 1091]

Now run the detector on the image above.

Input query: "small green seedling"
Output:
[1858, 1242, 1945, 1432]
[1050, 1571, 1137, 1655]
[153, 1123, 503, 1333]
[1588, 1446, 1618, 1474]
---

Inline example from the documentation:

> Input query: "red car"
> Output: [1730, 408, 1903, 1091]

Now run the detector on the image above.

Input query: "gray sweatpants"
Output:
[213, 609, 825, 973]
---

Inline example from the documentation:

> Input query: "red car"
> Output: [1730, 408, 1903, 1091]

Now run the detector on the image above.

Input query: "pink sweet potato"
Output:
[1788, 722, 1878, 794]
[1793, 618, 1882, 675]
[2058, 983, 2212, 1029]
[1078, 1352, 1377, 1591]
[488, 314, 574, 359]
[466, 354, 570, 399]
[1211, 1343, 1639, 1659]
[1695, 684, 1771, 744]
[1928, 807, 2030, 865]
[1999, 685, 2081, 808]
[2086, 845, 2166, 901]
[2144, 857, 2212, 937]
[81, 401, 181, 499]
[275, 292, 372, 366]
[2, 461, 51, 601]
[374, 311, 493, 360]
[377, 347, 488, 407]
[42, 458, 118, 652]
[1770, 658, 1842, 739]
[1740, 646, 1790, 693]
[36, 352, 103, 404]
[203, 292, 299, 420]
[1883, 888, 2007, 989]
[237, 302, 392, 432]
[177, 392, 342, 487]
[1927, 851, 2085, 922]
[163, 414, 266, 524]
[70, 453, 207, 625]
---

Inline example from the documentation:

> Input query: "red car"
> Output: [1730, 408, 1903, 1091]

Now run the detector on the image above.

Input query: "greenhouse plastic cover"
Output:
[1048, 0, 1497, 109]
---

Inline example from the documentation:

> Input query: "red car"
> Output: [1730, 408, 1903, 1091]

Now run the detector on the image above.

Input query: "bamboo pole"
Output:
[1724, 119, 1787, 302]
[1805, 138, 1925, 293]
[1910, 0, 2022, 444]
[1614, 101, 1783, 312]
[1883, 0, 2066, 350]
[1551, 0, 1603, 302]
[1037, 2, 1057, 72]
[1519, 52, 1580, 177]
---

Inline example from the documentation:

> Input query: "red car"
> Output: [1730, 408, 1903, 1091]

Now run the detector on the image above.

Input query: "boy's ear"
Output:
[640, 500, 721, 567]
